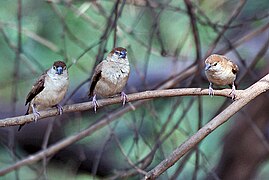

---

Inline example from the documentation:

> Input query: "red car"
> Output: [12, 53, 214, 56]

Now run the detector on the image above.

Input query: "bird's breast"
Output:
[32, 76, 69, 109]
[205, 68, 236, 86]
[95, 62, 130, 97]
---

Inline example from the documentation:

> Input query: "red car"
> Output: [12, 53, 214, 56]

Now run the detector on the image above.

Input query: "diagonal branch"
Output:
[144, 73, 269, 179]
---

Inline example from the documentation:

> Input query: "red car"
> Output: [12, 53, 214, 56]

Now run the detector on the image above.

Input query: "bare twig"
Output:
[0, 88, 239, 128]
[219, 22, 269, 55]
[206, 0, 247, 56]
[9, 1, 22, 179]
[0, 21, 59, 52]
[184, 0, 201, 65]
[112, 132, 147, 175]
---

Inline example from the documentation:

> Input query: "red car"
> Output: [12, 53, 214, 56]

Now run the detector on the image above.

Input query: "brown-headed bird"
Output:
[88, 47, 130, 112]
[19, 61, 69, 131]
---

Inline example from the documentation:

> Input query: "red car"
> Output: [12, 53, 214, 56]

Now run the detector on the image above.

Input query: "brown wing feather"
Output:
[25, 73, 46, 106]
[21, 73, 46, 131]
[88, 62, 103, 97]
[231, 63, 239, 74]
[223, 56, 239, 75]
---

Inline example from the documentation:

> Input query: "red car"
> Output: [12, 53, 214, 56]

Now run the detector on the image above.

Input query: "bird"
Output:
[204, 54, 239, 100]
[18, 61, 69, 131]
[88, 47, 130, 112]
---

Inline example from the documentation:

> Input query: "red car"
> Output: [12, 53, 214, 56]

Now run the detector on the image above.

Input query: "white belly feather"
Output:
[205, 69, 236, 86]
[95, 61, 130, 97]
[31, 75, 69, 111]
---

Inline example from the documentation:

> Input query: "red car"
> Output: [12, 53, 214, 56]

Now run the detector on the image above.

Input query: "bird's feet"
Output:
[209, 83, 214, 97]
[121, 92, 128, 106]
[18, 105, 40, 131]
[230, 83, 236, 100]
[32, 106, 40, 122]
[56, 104, 63, 115]
[92, 94, 99, 113]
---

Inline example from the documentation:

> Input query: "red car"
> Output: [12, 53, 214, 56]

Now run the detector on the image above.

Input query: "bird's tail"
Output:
[18, 105, 30, 131]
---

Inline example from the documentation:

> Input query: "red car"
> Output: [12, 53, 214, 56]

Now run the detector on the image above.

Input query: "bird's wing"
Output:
[88, 62, 103, 97]
[25, 72, 46, 106]
[224, 56, 239, 75]
[231, 62, 239, 75]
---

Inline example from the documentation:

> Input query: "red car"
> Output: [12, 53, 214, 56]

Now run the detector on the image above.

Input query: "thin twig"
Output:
[184, 0, 201, 65]
[219, 23, 269, 55]
[0, 88, 240, 128]
[206, 0, 247, 56]
[112, 132, 147, 175]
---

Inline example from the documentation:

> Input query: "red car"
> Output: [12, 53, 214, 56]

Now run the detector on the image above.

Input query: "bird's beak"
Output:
[205, 63, 211, 71]
[56, 67, 63, 75]
[119, 50, 127, 58]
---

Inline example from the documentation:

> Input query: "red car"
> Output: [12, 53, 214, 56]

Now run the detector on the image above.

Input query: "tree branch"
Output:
[0, 88, 239, 127]
[0, 74, 268, 176]
[144, 73, 269, 179]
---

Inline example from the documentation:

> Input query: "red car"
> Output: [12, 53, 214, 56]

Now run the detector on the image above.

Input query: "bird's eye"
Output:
[213, 62, 218, 66]
[53, 66, 56, 70]
[115, 51, 119, 55]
